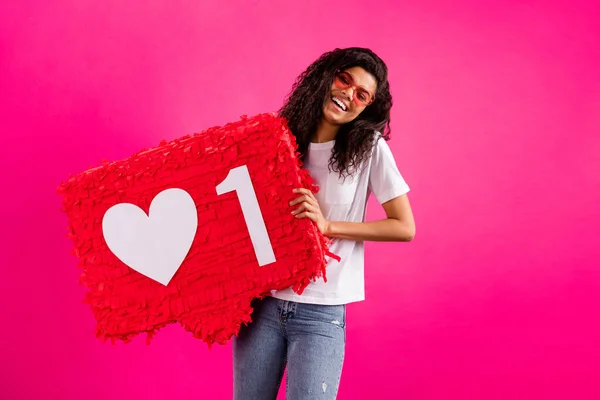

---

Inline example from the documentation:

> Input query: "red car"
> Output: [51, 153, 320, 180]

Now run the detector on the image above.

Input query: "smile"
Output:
[331, 96, 347, 112]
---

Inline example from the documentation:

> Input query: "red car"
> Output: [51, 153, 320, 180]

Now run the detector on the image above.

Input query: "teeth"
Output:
[332, 97, 346, 111]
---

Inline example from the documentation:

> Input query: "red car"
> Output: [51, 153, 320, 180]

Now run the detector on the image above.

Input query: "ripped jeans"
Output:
[233, 296, 346, 400]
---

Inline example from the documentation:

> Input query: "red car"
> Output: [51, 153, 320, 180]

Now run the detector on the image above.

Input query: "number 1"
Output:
[216, 165, 276, 267]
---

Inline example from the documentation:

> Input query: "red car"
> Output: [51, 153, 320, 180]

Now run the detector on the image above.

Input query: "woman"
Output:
[233, 47, 416, 400]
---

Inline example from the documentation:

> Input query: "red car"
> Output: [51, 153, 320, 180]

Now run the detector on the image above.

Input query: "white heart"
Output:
[102, 188, 198, 286]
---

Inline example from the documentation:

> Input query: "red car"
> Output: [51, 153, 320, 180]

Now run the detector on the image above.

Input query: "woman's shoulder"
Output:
[371, 131, 391, 153]
[367, 131, 400, 170]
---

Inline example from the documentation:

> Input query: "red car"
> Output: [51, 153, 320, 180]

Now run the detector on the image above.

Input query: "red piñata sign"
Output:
[58, 113, 335, 345]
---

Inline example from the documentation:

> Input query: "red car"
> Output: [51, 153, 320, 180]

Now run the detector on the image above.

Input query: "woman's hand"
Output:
[290, 188, 331, 236]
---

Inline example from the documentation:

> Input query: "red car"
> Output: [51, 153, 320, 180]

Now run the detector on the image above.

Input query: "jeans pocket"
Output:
[298, 303, 346, 328]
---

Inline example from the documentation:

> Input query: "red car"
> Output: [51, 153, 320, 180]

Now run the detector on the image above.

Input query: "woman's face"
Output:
[322, 66, 378, 126]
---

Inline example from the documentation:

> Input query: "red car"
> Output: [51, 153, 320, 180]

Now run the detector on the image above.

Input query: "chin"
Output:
[323, 103, 354, 125]
[323, 109, 342, 125]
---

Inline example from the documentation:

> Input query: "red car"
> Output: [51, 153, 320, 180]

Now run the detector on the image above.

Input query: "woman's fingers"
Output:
[294, 211, 317, 221]
[289, 195, 309, 207]
[289, 190, 318, 207]
[291, 201, 316, 216]
[290, 188, 321, 224]
[293, 188, 317, 201]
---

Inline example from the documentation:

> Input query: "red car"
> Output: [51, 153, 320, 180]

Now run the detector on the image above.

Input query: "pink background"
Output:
[1, 0, 599, 399]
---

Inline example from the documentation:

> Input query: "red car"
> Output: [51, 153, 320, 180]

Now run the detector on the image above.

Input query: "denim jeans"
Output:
[233, 296, 346, 400]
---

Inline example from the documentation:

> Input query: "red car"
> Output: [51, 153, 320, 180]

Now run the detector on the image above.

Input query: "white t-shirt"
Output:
[272, 135, 410, 305]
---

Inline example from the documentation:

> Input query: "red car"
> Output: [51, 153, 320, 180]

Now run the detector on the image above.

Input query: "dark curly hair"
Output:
[278, 47, 393, 178]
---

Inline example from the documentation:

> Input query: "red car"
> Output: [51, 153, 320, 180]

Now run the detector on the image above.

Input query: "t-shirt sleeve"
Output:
[368, 137, 410, 204]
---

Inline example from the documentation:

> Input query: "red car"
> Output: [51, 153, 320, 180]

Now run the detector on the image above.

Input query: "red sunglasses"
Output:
[333, 70, 375, 107]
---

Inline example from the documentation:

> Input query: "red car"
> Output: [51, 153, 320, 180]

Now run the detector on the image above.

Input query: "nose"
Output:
[341, 87, 354, 102]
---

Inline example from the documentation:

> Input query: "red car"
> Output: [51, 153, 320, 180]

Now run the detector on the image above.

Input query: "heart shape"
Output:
[102, 188, 198, 286]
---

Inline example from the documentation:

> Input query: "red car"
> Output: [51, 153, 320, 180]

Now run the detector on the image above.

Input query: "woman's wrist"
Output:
[323, 220, 334, 237]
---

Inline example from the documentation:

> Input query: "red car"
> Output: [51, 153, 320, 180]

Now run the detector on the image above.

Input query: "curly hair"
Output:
[278, 47, 393, 178]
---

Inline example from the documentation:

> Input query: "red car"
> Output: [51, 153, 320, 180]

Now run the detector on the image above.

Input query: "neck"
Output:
[312, 118, 340, 143]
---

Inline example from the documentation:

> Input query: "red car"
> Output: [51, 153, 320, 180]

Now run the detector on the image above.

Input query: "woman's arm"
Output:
[326, 194, 415, 242]
[290, 188, 415, 242]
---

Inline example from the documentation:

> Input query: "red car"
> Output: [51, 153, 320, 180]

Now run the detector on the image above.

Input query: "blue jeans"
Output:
[233, 296, 346, 400]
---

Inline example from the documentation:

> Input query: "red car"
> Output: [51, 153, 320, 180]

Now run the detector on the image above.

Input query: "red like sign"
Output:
[58, 113, 335, 345]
